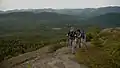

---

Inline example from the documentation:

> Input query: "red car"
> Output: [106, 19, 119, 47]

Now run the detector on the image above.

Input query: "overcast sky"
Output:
[0, 0, 120, 10]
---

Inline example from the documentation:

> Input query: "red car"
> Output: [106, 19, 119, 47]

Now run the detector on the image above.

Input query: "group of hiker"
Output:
[66, 27, 87, 54]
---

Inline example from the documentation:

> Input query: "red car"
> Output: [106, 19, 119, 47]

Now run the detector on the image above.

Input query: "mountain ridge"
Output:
[1, 6, 120, 18]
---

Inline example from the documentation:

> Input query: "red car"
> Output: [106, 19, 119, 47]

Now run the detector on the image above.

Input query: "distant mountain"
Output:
[0, 12, 80, 32]
[1, 8, 56, 14]
[55, 6, 120, 18]
[0, 11, 120, 27]
[0, 11, 120, 33]
[84, 13, 120, 27]
[0, 12, 79, 21]
[1, 6, 120, 18]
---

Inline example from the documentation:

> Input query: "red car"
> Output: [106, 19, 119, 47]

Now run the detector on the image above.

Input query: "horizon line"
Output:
[1, 5, 120, 11]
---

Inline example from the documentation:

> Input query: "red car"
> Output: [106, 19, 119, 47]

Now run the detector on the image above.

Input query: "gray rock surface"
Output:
[12, 47, 88, 68]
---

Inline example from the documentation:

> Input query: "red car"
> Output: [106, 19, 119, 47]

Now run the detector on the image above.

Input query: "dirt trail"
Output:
[0, 46, 88, 68]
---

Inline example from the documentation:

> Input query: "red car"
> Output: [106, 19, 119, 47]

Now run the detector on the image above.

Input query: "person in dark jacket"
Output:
[66, 27, 77, 54]
[80, 30, 88, 49]
[76, 29, 81, 48]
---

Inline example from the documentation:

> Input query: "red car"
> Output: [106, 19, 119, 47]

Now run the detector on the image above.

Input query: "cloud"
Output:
[0, 0, 2, 5]
[0, 0, 120, 10]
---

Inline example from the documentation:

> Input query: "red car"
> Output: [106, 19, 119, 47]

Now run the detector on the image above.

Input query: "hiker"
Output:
[76, 29, 81, 48]
[80, 29, 88, 49]
[66, 27, 75, 47]
[66, 27, 77, 54]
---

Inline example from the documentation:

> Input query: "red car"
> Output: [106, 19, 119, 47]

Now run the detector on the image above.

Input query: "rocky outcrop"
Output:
[2, 46, 88, 68]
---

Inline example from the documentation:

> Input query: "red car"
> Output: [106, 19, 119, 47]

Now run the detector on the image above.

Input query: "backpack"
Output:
[81, 31, 85, 39]
[76, 31, 81, 38]
[68, 31, 76, 39]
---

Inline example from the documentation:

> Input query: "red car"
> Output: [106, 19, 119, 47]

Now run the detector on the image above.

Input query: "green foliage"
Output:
[27, 63, 32, 68]
[76, 47, 113, 68]
[0, 33, 67, 62]
[0, 39, 65, 61]
[76, 28, 120, 68]
[92, 39, 103, 47]
[86, 32, 94, 41]
[87, 26, 101, 33]
[0, 40, 43, 61]
[86, 26, 101, 42]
